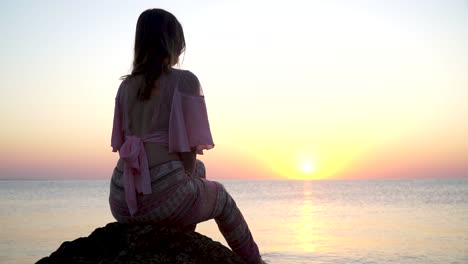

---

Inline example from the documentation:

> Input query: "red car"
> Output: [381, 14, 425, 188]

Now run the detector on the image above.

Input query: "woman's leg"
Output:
[211, 182, 261, 264]
[179, 160, 206, 232]
[178, 174, 261, 264]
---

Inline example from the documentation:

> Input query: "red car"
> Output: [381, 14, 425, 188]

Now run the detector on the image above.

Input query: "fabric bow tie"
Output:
[119, 136, 152, 216]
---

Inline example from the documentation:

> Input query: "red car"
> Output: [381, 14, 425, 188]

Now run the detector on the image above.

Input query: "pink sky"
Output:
[0, 1, 467, 180]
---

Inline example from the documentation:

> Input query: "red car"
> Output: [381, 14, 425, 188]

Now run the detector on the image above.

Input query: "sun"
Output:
[302, 163, 315, 174]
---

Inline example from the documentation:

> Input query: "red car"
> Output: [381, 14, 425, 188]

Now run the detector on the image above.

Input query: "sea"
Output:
[0, 178, 467, 264]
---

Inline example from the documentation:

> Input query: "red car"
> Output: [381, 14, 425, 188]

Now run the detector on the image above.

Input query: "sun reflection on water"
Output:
[294, 181, 320, 253]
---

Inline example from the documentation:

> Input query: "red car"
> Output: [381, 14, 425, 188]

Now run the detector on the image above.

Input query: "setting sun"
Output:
[302, 164, 314, 174]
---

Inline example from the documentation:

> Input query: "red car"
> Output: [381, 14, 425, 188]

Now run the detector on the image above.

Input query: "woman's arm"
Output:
[179, 150, 196, 175]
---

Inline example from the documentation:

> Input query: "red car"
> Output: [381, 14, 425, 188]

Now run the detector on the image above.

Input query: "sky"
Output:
[0, 0, 467, 180]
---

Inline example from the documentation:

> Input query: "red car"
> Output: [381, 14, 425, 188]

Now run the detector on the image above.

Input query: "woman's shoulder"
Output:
[170, 68, 199, 81]
[170, 68, 201, 96]
[120, 74, 147, 88]
[120, 74, 145, 86]
[115, 74, 145, 100]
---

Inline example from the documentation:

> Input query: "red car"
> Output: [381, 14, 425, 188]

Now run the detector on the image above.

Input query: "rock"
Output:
[36, 222, 245, 264]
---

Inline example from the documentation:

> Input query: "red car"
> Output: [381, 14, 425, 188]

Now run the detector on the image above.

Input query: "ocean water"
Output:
[0, 179, 467, 264]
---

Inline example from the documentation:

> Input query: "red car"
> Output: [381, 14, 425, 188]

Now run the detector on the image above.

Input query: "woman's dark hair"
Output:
[124, 9, 185, 100]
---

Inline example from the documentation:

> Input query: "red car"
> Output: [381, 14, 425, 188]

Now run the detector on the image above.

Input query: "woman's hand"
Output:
[179, 150, 196, 175]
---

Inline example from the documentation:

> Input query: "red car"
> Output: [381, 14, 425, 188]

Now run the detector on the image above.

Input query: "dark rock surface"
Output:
[36, 222, 245, 264]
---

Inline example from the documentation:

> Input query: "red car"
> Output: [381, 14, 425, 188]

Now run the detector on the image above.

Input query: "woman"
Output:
[109, 8, 264, 264]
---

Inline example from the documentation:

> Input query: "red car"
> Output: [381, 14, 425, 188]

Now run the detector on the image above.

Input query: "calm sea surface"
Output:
[0, 179, 467, 264]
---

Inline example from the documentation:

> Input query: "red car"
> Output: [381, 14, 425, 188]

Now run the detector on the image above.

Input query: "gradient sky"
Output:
[0, 0, 467, 180]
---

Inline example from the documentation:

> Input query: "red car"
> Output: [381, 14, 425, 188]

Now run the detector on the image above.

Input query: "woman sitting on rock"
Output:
[109, 8, 265, 264]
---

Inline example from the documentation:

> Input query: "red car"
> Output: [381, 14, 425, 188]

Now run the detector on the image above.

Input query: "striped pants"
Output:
[109, 160, 261, 264]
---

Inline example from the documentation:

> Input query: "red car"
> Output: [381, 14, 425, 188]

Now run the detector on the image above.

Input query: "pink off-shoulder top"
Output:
[110, 69, 214, 215]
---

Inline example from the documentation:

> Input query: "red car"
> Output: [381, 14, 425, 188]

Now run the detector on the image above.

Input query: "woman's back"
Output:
[114, 68, 202, 170]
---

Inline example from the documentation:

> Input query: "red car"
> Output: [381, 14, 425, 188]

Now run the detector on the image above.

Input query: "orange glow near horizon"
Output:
[0, 1, 467, 180]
